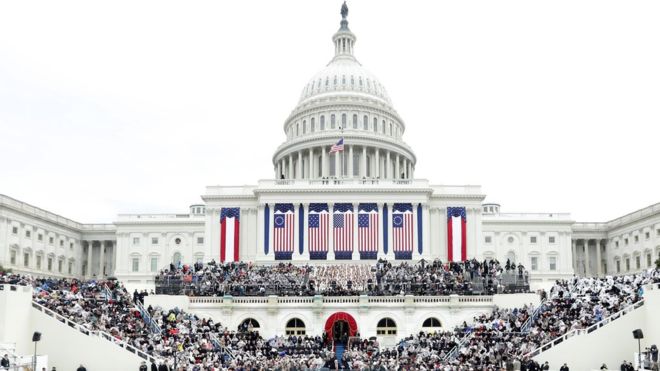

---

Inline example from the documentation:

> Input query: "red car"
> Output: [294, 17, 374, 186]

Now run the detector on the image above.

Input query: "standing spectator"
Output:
[1, 354, 9, 370]
[76, 365, 87, 371]
[560, 363, 569, 371]
[139, 361, 148, 371]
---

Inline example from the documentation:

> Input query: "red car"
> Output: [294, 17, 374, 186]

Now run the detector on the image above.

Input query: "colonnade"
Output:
[571, 238, 606, 276]
[275, 145, 414, 180]
[84, 240, 116, 278]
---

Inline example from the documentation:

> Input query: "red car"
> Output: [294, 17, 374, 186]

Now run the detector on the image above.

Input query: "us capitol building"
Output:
[1, 5, 659, 293]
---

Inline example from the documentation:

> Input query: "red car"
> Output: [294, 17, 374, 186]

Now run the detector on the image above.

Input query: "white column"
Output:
[288, 154, 293, 179]
[297, 151, 302, 179]
[99, 241, 105, 277]
[361, 147, 367, 177]
[395, 154, 400, 179]
[302, 203, 310, 260]
[348, 145, 354, 178]
[386, 151, 391, 179]
[374, 149, 380, 178]
[584, 239, 590, 276]
[87, 241, 93, 277]
[308, 149, 314, 179]
[596, 239, 602, 276]
[321, 146, 327, 177]
[571, 239, 576, 271]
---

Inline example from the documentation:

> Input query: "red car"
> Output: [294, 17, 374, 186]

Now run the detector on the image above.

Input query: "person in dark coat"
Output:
[150, 361, 158, 371]
[139, 361, 148, 371]
[560, 363, 569, 371]
[76, 365, 87, 371]
[158, 362, 169, 371]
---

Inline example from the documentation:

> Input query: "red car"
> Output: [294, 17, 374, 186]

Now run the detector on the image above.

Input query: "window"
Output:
[150, 257, 158, 273]
[530, 256, 538, 271]
[302, 120, 306, 134]
[285, 318, 306, 335]
[341, 113, 346, 128]
[381, 120, 385, 133]
[49, 237, 54, 244]
[625, 238, 629, 245]
[68, 261, 73, 274]
[133, 237, 140, 245]
[549, 236, 556, 244]
[485, 236, 492, 243]
[311, 118, 315, 132]
[25, 230, 31, 238]
[197, 237, 204, 244]
[172, 252, 182, 266]
[634, 235, 639, 243]
[616, 260, 621, 273]
[377, 318, 397, 335]
[36, 255, 42, 269]
[11, 226, 18, 234]
[60, 240, 64, 247]
[389, 123, 392, 135]
[58, 260, 63, 273]
[10, 250, 16, 265]
[645, 232, 650, 240]
[352, 114, 357, 129]
[174, 238, 181, 245]
[422, 318, 442, 329]
[373, 117, 377, 131]
[296, 123, 299, 136]
[625, 258, 630, 271]
[47, 257, 53, 271]
[363, 115, 368, 130]
[151, 237, 158, 245]
[647, 254, 652, 267]
[320, 115, 325, 130]
[23, 253, 29, 267]
[38, 234, 43, 241]
[132, 258, 140, 272]
[239, 318, 260, 331]
[530, 236, 537, 244]
[657, 229, 660, 236]
[635, 256, 641, 269]
[331, 114, 336, 129]
[615, 241, 619, 248]
[507, 236, 514, 244]
[70, 242, 74, 249]
[548, 256, 557, 271]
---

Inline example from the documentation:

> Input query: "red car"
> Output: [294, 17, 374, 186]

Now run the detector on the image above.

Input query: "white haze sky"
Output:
[1, 1, 659, 224]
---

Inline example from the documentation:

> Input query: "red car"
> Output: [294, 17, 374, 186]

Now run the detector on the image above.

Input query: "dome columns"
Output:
[273, 143, 414, 181]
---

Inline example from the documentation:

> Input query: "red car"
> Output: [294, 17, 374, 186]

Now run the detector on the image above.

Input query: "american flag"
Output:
[358, 212, 378, 255]
[308, 212, 329, 255]
[392, 212, 413, 254]
[274, 212, 295, 254]
[329, 138, 344, 153]
[333, 212, 353, 256]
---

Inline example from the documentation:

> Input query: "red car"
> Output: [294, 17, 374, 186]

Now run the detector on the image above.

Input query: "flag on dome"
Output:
[329, 138, 344, 153]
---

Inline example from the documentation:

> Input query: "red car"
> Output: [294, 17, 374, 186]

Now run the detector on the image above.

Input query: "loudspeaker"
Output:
[633, 329, 644, 339]
[32, 332, 41, 342]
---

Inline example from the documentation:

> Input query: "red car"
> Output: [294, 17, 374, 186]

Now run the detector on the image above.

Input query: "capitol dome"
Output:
[298, 57, 393, 106]
[272, 2, 416, 181]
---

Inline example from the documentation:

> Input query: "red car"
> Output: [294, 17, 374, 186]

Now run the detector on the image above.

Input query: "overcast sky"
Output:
[1, 0, 658, 224]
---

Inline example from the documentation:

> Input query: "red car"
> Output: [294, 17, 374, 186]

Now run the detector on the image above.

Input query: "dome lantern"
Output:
[332, 2, 357, 62]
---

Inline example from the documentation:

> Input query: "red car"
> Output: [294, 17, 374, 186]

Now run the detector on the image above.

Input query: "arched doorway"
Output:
[324, 312, 358, 345]
[238, 318, 260, 332]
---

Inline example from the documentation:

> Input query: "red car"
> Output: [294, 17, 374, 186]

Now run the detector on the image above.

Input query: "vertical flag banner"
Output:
[308, 203, 329, 260]
[358, 203, 378, 260]
[274, 203, 295, 260]
[417, 203, 423, 255]
[383, 203, 388, 254]
[333, 203, 354, 260]
[392, 203, 413, 260]
[220, 208, 240, 263]
[264, 204, 270, 256]
[447, 207, 467, 262]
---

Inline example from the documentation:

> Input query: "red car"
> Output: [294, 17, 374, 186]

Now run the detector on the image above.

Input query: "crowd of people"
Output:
[155, 258, 530, 297]
[2, 265, 659, 370]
